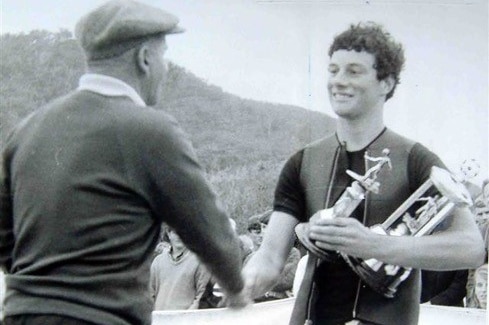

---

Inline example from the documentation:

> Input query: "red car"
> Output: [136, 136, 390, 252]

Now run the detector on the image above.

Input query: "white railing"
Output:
[152, 297, 487, 325]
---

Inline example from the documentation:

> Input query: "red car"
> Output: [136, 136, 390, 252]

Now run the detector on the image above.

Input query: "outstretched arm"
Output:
[242, 211, 299, 299]
[137, 114, 247, 305]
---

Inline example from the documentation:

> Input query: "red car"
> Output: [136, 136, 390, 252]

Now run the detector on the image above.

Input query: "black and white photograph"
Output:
[1, 1, 487, 324]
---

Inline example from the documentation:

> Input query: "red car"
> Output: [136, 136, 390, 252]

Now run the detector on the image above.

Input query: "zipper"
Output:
[305, 259, 319, 324]
[352, 149, 371, 318]
[352, 280, 362, 319]
[304, 143, 344, 324]
[324, 143, 344, 210]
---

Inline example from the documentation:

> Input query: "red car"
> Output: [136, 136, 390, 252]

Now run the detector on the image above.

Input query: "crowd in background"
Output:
[149, 210, 301, 311]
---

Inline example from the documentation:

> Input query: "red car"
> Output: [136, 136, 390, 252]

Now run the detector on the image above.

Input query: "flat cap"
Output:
[75, 0, 184, 60]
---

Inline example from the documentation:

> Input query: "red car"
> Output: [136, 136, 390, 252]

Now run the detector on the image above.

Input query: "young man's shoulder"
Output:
[303, 132, 337, 150]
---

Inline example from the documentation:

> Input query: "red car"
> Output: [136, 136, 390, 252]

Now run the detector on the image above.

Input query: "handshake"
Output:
[212, 282, 253, 309]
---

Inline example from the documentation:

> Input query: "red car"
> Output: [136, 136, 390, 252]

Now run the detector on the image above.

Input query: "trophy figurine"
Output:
[295, 149, 392, 261]
[341, 165, 473, 298]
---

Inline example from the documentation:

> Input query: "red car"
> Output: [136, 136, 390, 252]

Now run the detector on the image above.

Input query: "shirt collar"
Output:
[77, 73, 146, 107]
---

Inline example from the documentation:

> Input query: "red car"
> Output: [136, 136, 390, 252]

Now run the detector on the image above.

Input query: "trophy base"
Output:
[342, 254, 411, 299]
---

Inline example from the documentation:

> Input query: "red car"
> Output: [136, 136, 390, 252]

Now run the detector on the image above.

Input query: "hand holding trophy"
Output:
[295, 149, 392, 262]
[296, 147, 475, 298]
[341, 165, 473, 298]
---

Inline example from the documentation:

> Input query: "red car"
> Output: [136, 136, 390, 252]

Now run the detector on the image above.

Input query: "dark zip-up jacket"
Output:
[293, 129, 444, 325]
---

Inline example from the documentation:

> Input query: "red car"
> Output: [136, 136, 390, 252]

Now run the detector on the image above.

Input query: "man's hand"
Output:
[241, 254, 281, 302]
[221, 288, 253, 309]
[308, 217, 381, 259]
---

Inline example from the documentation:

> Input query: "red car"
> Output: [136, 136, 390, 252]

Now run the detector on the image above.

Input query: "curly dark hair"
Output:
[328, 22, 405, 100]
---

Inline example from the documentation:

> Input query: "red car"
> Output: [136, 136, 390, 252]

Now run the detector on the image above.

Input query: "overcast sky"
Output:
[1, 0, 488, 185]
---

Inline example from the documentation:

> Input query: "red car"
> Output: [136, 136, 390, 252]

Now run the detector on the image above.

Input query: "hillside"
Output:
[0, 30, 336, 229]
[161, 63, 335, 170]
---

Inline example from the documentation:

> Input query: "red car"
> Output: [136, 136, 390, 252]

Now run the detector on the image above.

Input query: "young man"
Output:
[0, 1, 248, 324]
[150, 227, 211, 310]
[242, 22, 485, 325]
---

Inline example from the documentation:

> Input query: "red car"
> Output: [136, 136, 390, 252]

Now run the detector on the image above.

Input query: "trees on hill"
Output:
[1, 30, 85, 141]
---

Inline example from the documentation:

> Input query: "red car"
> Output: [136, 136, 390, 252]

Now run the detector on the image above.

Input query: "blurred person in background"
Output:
[472, 264, 487, 309]
[467, 262, 488, 309]
[150, 226, 211, 310]
[466, 185, 489, 309]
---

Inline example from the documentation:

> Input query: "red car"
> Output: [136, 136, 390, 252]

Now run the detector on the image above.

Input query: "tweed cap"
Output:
[75, 0, 184, 60]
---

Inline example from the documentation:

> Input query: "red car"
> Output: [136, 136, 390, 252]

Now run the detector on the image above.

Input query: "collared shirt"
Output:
[77, 73, 146, 107]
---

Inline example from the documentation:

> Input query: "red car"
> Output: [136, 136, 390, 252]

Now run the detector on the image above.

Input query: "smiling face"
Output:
[327, 50, 391, 120]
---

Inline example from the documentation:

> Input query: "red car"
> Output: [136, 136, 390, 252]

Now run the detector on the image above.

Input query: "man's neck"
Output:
[87, 65, 143, 101]
[336, 112, 385, 151]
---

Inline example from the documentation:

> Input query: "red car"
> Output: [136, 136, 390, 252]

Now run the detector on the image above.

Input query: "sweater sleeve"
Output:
[126, 111, 244, 295]
[190, 264, 212, 309]
[0, 131, 16, 272]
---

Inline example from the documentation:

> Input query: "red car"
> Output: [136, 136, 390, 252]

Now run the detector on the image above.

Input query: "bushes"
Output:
[206, 160, 283, 233]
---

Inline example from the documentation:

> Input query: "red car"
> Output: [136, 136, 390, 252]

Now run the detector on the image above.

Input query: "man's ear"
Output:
[380, 76, 395, 96]
[136, 45, 151, 74]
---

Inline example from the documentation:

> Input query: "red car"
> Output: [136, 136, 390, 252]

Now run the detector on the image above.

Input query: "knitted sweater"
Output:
[0, 86, 243, 325]
[150, 248, 211, 310]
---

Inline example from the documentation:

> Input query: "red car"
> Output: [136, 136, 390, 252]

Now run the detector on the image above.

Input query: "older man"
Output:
[0, 1, 247, 324]
[243, 22, 485, 325]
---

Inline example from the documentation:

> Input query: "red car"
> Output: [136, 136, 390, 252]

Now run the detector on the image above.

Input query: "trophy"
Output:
[295, 149, 392, 261]
[341, 165, 473, 298]
[296, 148, 475, 298]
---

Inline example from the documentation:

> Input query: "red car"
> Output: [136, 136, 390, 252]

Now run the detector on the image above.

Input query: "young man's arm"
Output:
[309, 206, 485, 270]
[309, 142, 485, 271]
[271, 247, 301, 292]
[242, 211, 299, 299]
